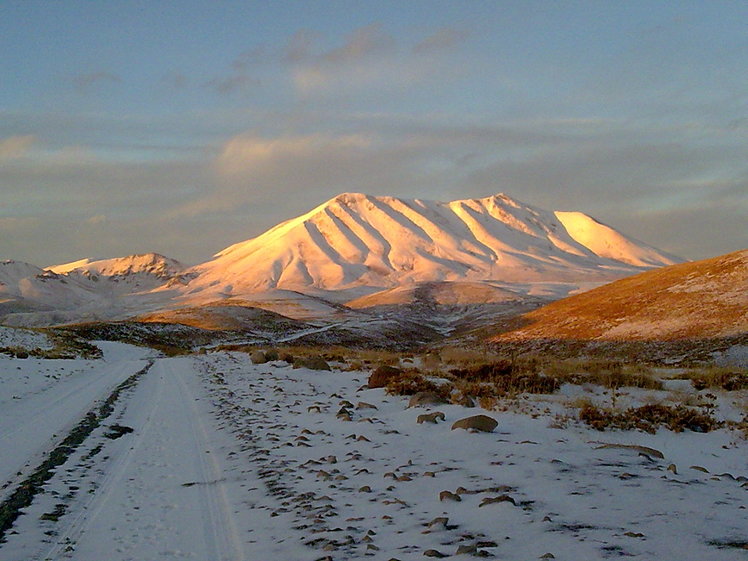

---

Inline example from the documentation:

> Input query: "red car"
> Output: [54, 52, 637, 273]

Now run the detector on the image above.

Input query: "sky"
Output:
[1, 0, 746, 266]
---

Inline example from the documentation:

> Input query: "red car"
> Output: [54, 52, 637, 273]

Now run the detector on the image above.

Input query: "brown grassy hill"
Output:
[135, 302, 306, 332]
[489, 249, 747, 345]
[347, 281, 537, 309]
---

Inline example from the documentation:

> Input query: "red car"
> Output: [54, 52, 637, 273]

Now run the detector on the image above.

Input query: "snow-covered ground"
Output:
[0, 325, 51, 349]
[0, 342, 152, 499]
[0, 349, 745, 560]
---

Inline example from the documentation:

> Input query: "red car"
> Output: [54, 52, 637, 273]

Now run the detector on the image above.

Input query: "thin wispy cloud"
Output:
[72, 71, 121, 92]
[413, 26, 469, 54]
[205, 73, 259, 95]
[0, 135, 34, 161]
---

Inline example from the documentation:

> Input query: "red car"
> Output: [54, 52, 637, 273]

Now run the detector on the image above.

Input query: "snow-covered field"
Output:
[0, 342, 152, 499]
[0, 347, 746, 560]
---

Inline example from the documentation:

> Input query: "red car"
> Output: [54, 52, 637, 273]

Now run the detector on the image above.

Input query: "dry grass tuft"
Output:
[385, 370, 451, 399]
[545, 359, 662, 390]
[579, 403, 721, 433]
[676, 367, 748, 391]
[449, 361, 560, 396]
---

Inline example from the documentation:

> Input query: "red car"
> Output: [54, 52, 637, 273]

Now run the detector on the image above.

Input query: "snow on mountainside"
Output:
[1, 193, 684, 329]
[185, 192, 681, 296]
[554, 211, 682, 267]
[0, 254, 186, 327]
[0, 260, 95, 312]
[48, 253, 185, 281]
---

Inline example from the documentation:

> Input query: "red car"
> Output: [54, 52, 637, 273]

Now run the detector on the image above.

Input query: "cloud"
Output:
[0, 135, 34, 161]
[287, 23, 464, 96]
[214, 133, 372, 178]
[0, 216, 39, 231]
[413, 26, 469, 54]
[205, 73, 259, 95]
[73, 71, 121, 92]
[162, 72, 188, 89]
[283, 29, 320, 63]
[86, 214, 107, 225]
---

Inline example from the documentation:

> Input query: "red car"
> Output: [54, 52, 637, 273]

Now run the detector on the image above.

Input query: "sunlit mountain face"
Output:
[1, 193, 682, 328]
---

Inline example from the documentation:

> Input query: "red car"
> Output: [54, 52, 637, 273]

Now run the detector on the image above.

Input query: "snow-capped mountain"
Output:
[48, 253, 186, 282]
[185, 192, 681, 296]
[1, 193, 685, 329]
[0, 254, 186, 327]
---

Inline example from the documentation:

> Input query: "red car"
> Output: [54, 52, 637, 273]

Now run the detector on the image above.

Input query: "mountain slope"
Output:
[48, 253, 186, 284]
[184, 192, 681, 296]
[489, 249, 748, 342]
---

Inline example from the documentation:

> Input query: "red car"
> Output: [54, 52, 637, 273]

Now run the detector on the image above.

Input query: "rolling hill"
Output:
[488, 249, 748, 362]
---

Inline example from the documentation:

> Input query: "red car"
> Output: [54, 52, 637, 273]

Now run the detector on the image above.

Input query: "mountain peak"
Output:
[48, 253, 185, 280]
[187, 191, 683, 295]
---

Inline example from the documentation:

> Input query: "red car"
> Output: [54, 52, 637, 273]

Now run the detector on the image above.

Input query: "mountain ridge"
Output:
[184, 192, 682, 296]
[1, 192, 686, 329]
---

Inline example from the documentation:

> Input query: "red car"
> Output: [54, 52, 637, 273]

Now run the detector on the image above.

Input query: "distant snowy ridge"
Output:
[186, 192, 681, 295]
[0, 193, 685, 327]
[48, 253, 186, 280]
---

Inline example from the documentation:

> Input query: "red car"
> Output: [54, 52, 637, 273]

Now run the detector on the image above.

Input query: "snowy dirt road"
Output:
[0, 343, 152, 499]
[1, 348, 746, 561]
[1, 352, 307, 561]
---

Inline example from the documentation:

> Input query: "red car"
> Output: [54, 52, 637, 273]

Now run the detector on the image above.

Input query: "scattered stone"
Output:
[667, 464, 678, 474]
[456, 544, 478, 555]
[103, 424, 134, 439]
[690, 465, 710, 473]
[451, 415, 498, 433]
[439, 490, 462, 502]
[250, 350, 268, 364]
[280, 352, 294, 363]
[624, 531, 645, 538]
[417, 411, 446, 424]
[479, 494, 517, 507]
[452, 394, 476, 408]
[408, 392, 448, 408]
[539, 554, 555, 559]
[294, 355, 331, 371]
[358, 485, 372, 493]
[424, 549, 448, 558]
[368, 365, 402, 388]
[357, 401, 378, 410]
[594, 443, 664, 459]
[425, 516, 449, 530]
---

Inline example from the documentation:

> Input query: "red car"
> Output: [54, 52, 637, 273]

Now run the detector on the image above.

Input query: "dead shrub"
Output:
[385, 371, 451, 399]
[579, 403, 721, 433]
[681, 368, 748, 391]
[477, 396, 499, 410]
[450, 361, 560, 396]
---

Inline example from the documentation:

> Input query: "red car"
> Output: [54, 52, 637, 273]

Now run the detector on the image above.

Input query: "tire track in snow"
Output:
[43, 357, 244, 561]
[0, 360, 141, 499]
[172, 359, 244, 561]
[40, 361, 165, 560]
